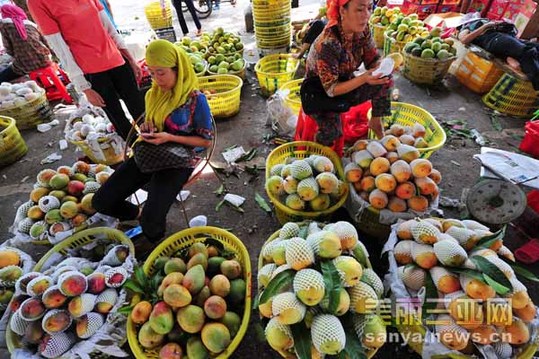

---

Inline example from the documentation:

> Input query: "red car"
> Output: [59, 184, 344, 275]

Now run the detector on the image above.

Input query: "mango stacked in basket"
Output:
[369, 6, 402, 27]
[346, 127, 440, 212]
[265, 154, 347, 212]
[15, 161, 113, 241]
[257, 221, 386, 357]
[175, 37, 209, 76]
[403, 28, 457, 60]
[0, 249, 27, 311]
[0, 81, 43, 110]
[8, 244, 130, 358]
[127, 242, 246, 358]
[65, 113, 116, 142]
[383, 13, 429, 44]
[199, 28, 245, 74]
[393, 218, 538, 356]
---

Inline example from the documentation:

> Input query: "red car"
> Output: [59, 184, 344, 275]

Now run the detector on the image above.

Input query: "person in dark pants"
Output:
[93, 40, 213, 255]
[457, 17, 539, 91]
[293, 19, 327, 59]
[0, 4, 51, 83]
[28, 0, 144, 142]
[170, 0, 202, 36]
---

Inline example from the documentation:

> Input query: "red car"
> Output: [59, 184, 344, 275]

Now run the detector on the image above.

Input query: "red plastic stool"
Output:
[29, 63, 72, 104]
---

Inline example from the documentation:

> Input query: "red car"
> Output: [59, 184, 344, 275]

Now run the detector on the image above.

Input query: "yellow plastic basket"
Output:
[370, 23, 387, 49]
[482, 73, 539, 118]
[0, 116, 27, 167]
[254, 24, 291, 38]
[455, 51, 504, 94]
[258, 228, 379, 359]
[144, 1, 173, 30]
[402, 51, 456, 85]
[68, 136, 125, 166]
[252, 0, 290, 12]
[265, 141, 349, 225]
[127, 226, 252, 359]
[255, 54, 299, 97]
[6, 227, 134, 354]
[279, 78, 302, 115]
[198, 74, 243, 118]
[368, 102, 446, 159]
[0, 89, 52, 130]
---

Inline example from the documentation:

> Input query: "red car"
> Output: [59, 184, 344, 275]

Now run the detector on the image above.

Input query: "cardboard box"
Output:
[468, 0, 491, 15]
[423, 12, 464, 28]
[417, 4, 439, 19]
[487, 0, 510, 18]
[438, 4, 461, 12]
[397, 0, 420, 14]
[421, 0, 440, 5]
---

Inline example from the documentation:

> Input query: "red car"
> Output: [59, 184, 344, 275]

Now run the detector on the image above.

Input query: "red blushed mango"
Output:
[387, 196, 407, 212]
[374, 173, 397, 193]
[360, 176, 376, 192]
[415, 177, 437, 196]
[428, 168, 442, 184]
[407, 195, 429, 212]
[395, 182, 416, 200]
[369, 189, 388, 209]
[370, 157, 391, 176]
[409, 159, 433, 178]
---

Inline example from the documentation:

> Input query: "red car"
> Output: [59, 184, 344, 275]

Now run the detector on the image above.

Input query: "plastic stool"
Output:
[482, 73, 539, 118]
[29, 63, 72, 104]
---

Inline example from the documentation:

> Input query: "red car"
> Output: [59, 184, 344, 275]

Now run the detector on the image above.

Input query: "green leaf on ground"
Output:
[215, 199, 225, 211]
[213, 184, 225, 195]
[255, 192, 272, 213]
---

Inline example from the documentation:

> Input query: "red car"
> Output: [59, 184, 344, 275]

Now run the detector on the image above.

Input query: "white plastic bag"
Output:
[266, 89, 297, 136]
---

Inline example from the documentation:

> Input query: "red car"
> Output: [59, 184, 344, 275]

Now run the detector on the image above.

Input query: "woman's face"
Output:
[148, 66, 177, 91]
[340, 0, 373, 33]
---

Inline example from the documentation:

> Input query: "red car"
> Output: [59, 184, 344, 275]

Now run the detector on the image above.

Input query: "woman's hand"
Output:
[141, 131, 171, 145]
[361, 69, 391, 86]
[139, 122, 156, 134]
[83, 89, 106, 107]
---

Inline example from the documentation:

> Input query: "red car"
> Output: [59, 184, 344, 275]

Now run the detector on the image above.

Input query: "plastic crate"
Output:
[455, 51, 504, 94]
[265, 141, 349, 225]
[127, 226, 251, 359]
[368, 102, 446, 159]
[254, 54, 299, 97]
[279, 78, 302, 115]
[0, 116, 27, 167]
[482, 73, 539, 118]
[197, 74, 243, 118]
[0, 88, 52, 130]
[402, 50, 456, 85]
[155, 26, 177, 43]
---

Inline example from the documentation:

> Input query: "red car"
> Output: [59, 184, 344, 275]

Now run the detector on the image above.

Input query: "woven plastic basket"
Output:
[258, 228, 379, 359]
[6, 227, 134, 354]
[370, 23, 387, 49]
[265, 141, 349, 225]
[68, 135, 125, 165]
[402, 51, 456, 85]
[383, 32, 408, 56]
[256, 36, 291, 50]
[198, 74, 243, 118]
[127, 226, 251, 359]
[144, 1, 173, 30]
[254, 24, 291, 38]
[455, 51, 504, 94]
[368, 102, 446, 159]
[0, 89, 52, 130]
[482, 73, 539, 118]
[0, 116, 27, 167]
[255, 54, 299, 97]
[279, 78, 302, 115]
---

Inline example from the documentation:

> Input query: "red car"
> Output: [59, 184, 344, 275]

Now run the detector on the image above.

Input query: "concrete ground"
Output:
[1, 0, 538, 357]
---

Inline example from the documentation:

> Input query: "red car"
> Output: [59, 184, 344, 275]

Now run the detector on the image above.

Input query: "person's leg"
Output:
[348, 80, 393, 139]
[518, 47, 539, 91]
[484, 34, 527, 59]
[0, 66, 23, 83]
[310, 111, 343, 147]
[302, 20, 325, 45]
[92, 157, 151, 220]
[108, 61, 146, 124]
[85, 70, 133, 141]
[140, 167, 194, 242]
[172, 0, 189, 35]
[183, 0, 202, 32]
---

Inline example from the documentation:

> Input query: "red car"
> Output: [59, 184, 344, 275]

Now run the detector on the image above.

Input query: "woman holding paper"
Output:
[300, 0, 392, 146]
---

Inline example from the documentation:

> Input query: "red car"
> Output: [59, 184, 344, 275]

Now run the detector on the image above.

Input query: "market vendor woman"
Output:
[0, 4, 51, 82]
[92, 39, 213, 254]
[301, 0, 392, 146]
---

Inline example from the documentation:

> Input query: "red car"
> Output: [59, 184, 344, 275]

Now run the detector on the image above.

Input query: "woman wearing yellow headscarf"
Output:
[93, 39, 214, 254]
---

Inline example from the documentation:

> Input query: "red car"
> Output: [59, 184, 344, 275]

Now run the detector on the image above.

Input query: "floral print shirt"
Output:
[305, 24, 380, 97]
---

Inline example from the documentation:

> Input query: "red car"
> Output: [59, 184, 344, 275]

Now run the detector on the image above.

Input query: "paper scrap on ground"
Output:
[222, 146, 246, 164]
[59, 139, 68, 150]
[189, 215, 207, 227]
[224, 193, 245, 207]
[40, 153, 62, 164]
[128, 189, 147, 205]
[176, 190, 190, 201]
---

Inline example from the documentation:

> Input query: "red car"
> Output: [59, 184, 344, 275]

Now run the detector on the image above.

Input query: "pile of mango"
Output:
[369, 6, 402, 27]
[404, 28, 457, 60]
[128, 241, 246, 358]
[384, 13, 429, 43]
[13, 161, 113, 242]
[0, 247, 32, 315]
[8, 244, 131, 358]
[391, 218, 538, 356]
[257, 221, 386, 357]
[200, 28, 244, 58]
[175, 38, 208, 76]
[346, 129, 440, 212]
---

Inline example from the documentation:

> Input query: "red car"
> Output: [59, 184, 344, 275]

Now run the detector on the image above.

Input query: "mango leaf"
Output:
[118, 305, 133, 315]
[475, 226, 506, 249]
[448, 267, 485, 281]
[259, 269, 294, 305]
[298, 224, 309, 240]
[213, 184, 225, 195]
[321, 261, 343, 314]
[150, 273, 164, 293]
[509, 262, 539, 283]
[470, 256, 512, 294]
[215, 199, 226, 212]
[422, 272, 438, 313]
[255, 192, 272, 213]
[483, 274, 510, 295]
[290, 322, 312, 359]
[338, 313, 367, 359]
[122, 279, 144, 294]
[134, 266, 148, 289]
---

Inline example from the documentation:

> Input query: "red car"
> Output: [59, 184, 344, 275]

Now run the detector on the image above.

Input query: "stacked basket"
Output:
[0, 88, 52, 130]
[252, 0, 291, 55]
[0, 116, 27, 167]
[279, 78, 302, 115]
[144, 1, 173, 30]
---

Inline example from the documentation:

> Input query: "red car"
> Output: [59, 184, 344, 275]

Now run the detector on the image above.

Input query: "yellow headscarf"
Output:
[144, 39, 198, 131]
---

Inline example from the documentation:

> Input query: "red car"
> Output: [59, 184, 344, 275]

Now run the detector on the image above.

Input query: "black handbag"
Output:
[134, 141, 194, 173]
[300, 75, 354, 115]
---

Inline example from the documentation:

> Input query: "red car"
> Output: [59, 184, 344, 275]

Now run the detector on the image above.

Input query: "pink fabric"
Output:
[1, 4, 28, 40]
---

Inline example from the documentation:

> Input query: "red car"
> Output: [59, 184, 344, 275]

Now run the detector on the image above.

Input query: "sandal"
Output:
[514, 238, 539, 264]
